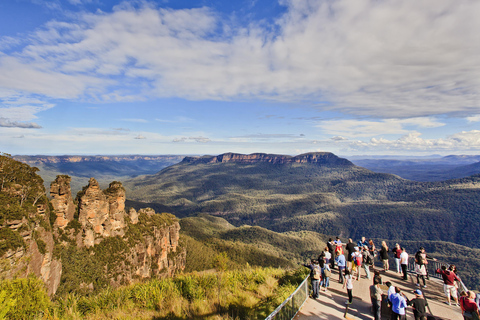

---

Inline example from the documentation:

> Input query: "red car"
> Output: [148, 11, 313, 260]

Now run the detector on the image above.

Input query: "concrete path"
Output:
[294, 267, 464, 320]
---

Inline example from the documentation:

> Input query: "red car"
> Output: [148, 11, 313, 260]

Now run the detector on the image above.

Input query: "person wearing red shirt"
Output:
[460, 291, 480, 320]
[436, 265, 461, 306]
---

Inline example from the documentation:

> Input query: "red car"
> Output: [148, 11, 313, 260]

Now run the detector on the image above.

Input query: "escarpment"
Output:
[50, 177, 186, 293]
[1, 155, 185, 297]
[182, 152, 354, 166]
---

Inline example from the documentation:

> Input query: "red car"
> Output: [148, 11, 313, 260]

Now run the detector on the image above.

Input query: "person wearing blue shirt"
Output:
[357, 236, 368, 248]
[390, 287, 408, 319]
[335, 252, 346, 284]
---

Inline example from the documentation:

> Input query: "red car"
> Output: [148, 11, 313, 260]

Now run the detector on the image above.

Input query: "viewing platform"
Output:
[294, 267, 464, 320]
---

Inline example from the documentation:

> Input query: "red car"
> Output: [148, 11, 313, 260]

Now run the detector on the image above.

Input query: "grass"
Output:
[48, 266, 308, 320]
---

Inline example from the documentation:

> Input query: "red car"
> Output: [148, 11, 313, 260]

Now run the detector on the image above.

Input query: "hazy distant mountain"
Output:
[124, 152, 480, 248]
[350, 155, 480, 181]
[13, 155, 185, 194]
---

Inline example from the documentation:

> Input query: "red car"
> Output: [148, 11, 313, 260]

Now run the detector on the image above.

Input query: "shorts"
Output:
[444, 284, 457, 299]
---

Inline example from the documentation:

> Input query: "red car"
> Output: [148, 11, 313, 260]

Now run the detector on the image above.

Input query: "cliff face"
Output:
[182, 152, 354, 166]
[0, 155, 62, 296]
[50, 177, 185, 293]
[50, 175, 75, 228]
[1, 153, 185, 298]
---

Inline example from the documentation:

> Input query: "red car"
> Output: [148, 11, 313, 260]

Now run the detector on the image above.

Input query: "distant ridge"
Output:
[181, 152, 354, 166]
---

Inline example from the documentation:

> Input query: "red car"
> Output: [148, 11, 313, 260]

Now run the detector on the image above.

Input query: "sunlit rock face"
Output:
[50, 175, 75, 228]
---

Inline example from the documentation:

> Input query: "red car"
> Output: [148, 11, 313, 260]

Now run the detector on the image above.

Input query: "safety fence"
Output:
[266, 256, 469, 320]
[406, 257, 468, 293]
[265, 274, 310, 320]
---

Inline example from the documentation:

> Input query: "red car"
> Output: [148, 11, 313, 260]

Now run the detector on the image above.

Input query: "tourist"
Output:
[336, 251, 346, 284]
[436, 265, 461, 306]
[373, 269, 382, 285]
[460, 291, 480, 320]
[357, 236, 368, 248]
[323, 246, 332, 267]
[400, 247, 409, 281]
[327, 238, 335, 269]
[303, 259, 321, 299]
[408, 289, 429, 320]
[362, 245, 372, 280]
[370, 277, 383, 320]
[390, 287, 408, 320]
[379, 241, 390, 272]
[368, 239, 376, 257]
[343, 268, 354, 305]
[351, 246, 363, 280]
[345, 238, 356, 271]
[392, 243, 402, 273]
[321, 264, 331, 292]
[415, 247, 436, 287]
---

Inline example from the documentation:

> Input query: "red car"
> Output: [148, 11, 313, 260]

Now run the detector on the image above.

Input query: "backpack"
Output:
[324, 268, 331, 277]
[354, 254, 362, 266]
[312, 265, 321, 280]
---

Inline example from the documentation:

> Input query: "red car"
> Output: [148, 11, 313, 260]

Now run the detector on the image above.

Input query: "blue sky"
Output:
[0, 0, 479, 156]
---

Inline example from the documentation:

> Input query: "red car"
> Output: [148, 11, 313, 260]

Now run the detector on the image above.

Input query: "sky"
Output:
[0, 0, 479, 157]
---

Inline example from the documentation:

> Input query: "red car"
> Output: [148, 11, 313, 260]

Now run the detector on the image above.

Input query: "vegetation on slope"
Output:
[124, 155, 480, 250]
[1, 267, 307, 320]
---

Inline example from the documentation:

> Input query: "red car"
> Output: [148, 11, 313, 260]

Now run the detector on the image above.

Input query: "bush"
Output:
[0, 276, 51, 320]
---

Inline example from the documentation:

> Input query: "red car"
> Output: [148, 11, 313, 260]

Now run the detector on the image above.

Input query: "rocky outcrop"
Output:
[182, 152, 354, 166]
[50, 175, 75, 228]
[77, 179, 126, 246]
[55, 178, 186, 290]
[1, 212, 62, 296]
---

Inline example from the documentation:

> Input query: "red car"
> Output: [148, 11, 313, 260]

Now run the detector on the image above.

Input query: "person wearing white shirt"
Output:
[400, 248, 409, 280]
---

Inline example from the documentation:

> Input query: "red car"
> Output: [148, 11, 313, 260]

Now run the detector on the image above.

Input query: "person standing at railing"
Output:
[392, 243, 402, 273]
[415, 247, 436, 288]
[379, 241, 390, 272]
[400, 247, 409, 281]
[436, 265, 461, 306]
[303, 259, 321, 299]
[327, 238, 335, 269]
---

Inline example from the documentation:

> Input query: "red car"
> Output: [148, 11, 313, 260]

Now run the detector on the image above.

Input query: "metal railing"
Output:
[406, 257, 469, 293]
[265, 274, 310, 320]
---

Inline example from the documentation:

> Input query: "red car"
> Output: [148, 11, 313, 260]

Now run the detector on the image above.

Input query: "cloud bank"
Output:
[1, 0, 478, 119]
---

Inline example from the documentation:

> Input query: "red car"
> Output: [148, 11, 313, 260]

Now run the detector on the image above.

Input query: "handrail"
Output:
[266, 255, 470, 320]
[265, 274, 310, 320]
[406, 257, 469, 293]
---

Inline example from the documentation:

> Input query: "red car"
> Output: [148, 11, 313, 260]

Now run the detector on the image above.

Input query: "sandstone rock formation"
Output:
[182, 152, 354, 166]
[77, 178, 126, 246]
[50, 175, 75, 228]
[1, 210, 62, 296]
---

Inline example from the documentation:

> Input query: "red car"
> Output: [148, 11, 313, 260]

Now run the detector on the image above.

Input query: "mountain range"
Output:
[124, 152, 480, 250]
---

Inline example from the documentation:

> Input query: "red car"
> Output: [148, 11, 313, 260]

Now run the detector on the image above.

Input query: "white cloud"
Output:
[343, 130, 480, 153]
[318, 117, 445, 138]
[172, 136, 211, 143]
[0, 0, 477, 120]
[466, 115, 480, 123]
[134, 134, 146, 139]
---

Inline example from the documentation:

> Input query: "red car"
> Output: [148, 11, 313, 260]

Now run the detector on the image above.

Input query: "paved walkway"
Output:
[294, 267, 464, 320]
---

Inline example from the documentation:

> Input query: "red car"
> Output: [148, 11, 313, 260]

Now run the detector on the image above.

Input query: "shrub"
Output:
[0, 276, 51, 320]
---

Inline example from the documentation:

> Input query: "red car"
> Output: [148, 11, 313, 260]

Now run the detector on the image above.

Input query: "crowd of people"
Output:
[302, 236, 479, 320]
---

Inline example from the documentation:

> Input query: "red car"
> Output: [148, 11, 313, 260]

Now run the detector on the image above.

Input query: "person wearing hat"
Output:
[408, 289, 429, 320]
